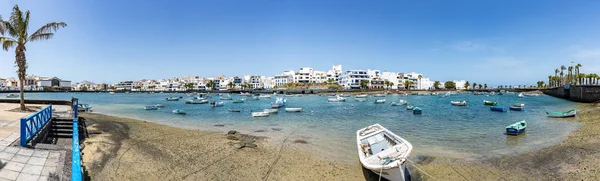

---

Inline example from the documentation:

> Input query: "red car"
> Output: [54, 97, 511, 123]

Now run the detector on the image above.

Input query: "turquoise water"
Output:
[2, 92, 581, 163]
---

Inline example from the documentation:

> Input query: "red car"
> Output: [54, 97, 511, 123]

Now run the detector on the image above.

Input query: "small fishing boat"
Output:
[185, 99, 208, 104]
[450, 101, 467, 106]
[247, 96, 259, 100]
[271, 98, 286, 108]
[546, 109, 576, 118]
[390, 100, 408, 106]
[374, 99, 386, 104]
[77, 104, 93, 112]
[514, 103, 525, 107]
[406, 105, 414, 110]
[483, 100, 497, 106]
[284, 94, 295, 97]
[355, 94, 368, 98]
[220, 96, 233, 100]
[211, 101, 225, 107]
[240, 92, 251, 96]
[356, 124, 413, 181]
[5, 93, 19, 98]
[233, 99, 245, 103]
[525, 93, 540, 97]
[165, 97, 180, 101]
[172, 109, 187, 115]
[339, 94, 351, 97]
[264, 109, 278, 114]
[327, 94, 337, 97]
[506, 120, 527, 135]
[518, 93, 524, 98]
[490, 106, 508, 112]
[155, 104, 167, 108]
[373, 94, 386, 97]
[328, 96, 347, 102]
[431, 92, 439, 96]
[228, 109, 241, 112]
[258, 95, 271, 98]
[509, 106, 525, 111]
[109, 92, 116, 95]
[285, 108, 303, 112]
[355, 98, 367, 102]
[252, 112, 269, 117]
[413, 107, 422, 114]
[144, 105, 159, 110]
[400, 93, 408, 97]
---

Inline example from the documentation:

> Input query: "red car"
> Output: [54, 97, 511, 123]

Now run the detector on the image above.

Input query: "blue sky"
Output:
[1, 0, 600, 85]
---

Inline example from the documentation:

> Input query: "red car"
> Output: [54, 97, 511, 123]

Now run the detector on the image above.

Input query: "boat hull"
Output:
[490, 106, 508, 112]
[509, 106, 524, 111]
[506, 128, 525, 135]
[366, 163, 408, 181]
[285, 108, 302, 112]
[413, 110, 422, 114]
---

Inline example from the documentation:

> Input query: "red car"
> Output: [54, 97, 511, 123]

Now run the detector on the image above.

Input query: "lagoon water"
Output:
[3, 92, 581, 163]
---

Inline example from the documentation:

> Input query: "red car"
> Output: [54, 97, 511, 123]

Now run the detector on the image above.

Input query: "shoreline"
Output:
[79, 112, 365, 180]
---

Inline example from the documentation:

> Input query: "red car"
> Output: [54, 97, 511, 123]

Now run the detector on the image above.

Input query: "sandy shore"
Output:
[79, 113, 365, 180]
[410, 103, 600, 180]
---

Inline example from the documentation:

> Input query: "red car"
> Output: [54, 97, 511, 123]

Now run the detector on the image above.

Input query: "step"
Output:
[51, 125, 73, 129]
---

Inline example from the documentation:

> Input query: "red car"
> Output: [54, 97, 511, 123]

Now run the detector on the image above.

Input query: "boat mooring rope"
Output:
[406, 158, 438, 180]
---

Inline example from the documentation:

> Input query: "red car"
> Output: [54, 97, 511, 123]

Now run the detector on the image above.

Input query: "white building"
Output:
[453, 80, 467, 90]
[274, 71, 294, 87]
[338, 70, 371, 89]
[262, 77, 275, 89]
[326, 64, 343, 82]
[380, 71, 400, 90]
[35, 76, 72, 89]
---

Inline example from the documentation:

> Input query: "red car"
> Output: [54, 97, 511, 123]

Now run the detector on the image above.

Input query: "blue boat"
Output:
[506, 120, 527, 135]
[490, 106, 508, 112]
[509, 106, 524, 111]
[413, 107, 422, 114]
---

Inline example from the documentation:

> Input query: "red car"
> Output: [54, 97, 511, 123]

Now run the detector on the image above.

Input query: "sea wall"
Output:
[542, 85, 600, 103]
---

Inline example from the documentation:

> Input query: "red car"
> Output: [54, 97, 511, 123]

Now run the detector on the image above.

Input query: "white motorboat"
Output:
[165, 97, 180, 101]
[355, 94, 368, 98]
[263, 109, 278, 114]
[109, 92, 116, 95]
[252, 112, 269, 117]
[5, 93, 19, 98]
[357, 124, 413, 181]
[373, 94, 386, 97]
[518, 93, 524, 98]
[374, 99, 386, 104]
[211, 101, 224, 107]
[390, 100, 407, 106]
[240, 92, 251, 96]
[144, 105, 159, 110]
[355, 98, 367, 102]
[451, 100, 467, 106]
[271, 98, 286, 108]
[220, 95, 233, 100]
[259, 95, 272, 98]
[285, 108, 302, 112]
[328, 96, 347, 102]
[185, 99, 208, 104]
[339, 94, 351, 97]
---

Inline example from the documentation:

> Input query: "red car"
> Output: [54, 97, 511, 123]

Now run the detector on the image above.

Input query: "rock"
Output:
[244, 143, 258, 148]
[227, 135, 239, 140]
[227, 130, 237, 134]
[255, 129, 266, 133]
[232, 142, 245, 149]
[213, 124, 225, 127]
[271, 128, 282, 131]
[293, 139, 308, 144]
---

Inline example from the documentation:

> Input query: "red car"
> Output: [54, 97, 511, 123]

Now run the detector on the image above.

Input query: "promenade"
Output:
[0, 103, 70, 181]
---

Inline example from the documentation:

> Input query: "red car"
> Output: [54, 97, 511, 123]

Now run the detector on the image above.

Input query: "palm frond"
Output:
[23, 10, 30, 37]
[0, 15, 4, 35]
[1, 37, 17, 51]
[29, 22, 67, 40]
[28, 33, 54, 42]
[9, 5, 23, 33]
[2, 21, 18, 38]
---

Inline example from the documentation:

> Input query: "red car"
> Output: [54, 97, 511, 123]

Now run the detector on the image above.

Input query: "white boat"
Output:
[431, 92, 439, 96]
[374, 99, 386, 104]
[5, 93, 19, 98]
[546, 109, 576, 118]
[271, 98, 286, 108]
[240, 92, 251, 96]
[109, 92, 116, 95]
[328, 96, 347, 102]
[154, 104, 167, 108]
[355, 94, 368, 98]
[77, 104, 93, 112]
[258, 95, 272, 98]
[339, 94, 351, 97]
[172, 109, 186, 114]
[144, 105, 159, 110]
[390, 100, 407, 106]
[252, 112, 269, 117]
[185, 99, 208, 104]
[211, 101, 224, 107]
[373, 94, 386, 97]
[518, 93, 524, 98]
[285, 108, 303, 112]
[357, 124, 413, 181]
[525, 93, 540, 97]
[450, 100, 467, 106]
[247, 96, 259, 100]
[406, 105, 414, 110]
[165, 97, 180, 101]
[263, 109, 278, 114]
[220, 95, 233, 100]
[355, 98, 367, 102]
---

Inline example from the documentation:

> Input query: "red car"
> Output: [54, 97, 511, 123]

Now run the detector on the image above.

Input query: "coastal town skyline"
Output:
[1, 1, 600, 85]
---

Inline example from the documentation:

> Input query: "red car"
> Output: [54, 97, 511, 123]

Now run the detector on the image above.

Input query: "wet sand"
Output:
[79, 113, 364, 180]
[411, 103, 600, 180]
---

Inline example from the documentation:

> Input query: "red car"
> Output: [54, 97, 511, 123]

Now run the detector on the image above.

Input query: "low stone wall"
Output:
[0, 99, 71, 105]
[542, 86, 600, 103]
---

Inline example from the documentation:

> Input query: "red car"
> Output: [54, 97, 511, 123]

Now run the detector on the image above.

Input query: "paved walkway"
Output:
[0, 103, 70, 181]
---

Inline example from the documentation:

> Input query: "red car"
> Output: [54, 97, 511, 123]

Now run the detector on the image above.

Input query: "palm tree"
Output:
[560, 65, 566, 85]
[472, 82, 477, 89]
[389, 82, 394, 89]
[404, 80, 413, 90]
[548, 76, 552, 87]
[575, 63, 582, 85]
[433, 81, 440, 90]
[478, 84, 482, 89]
[359, 80, 370, 89]
[484, 84, 488, 89]
[384, 80, 390, 90]
[568, 66, 574, 84]
[0, 5, 67, 110]
[464, 81, 469, 89]
[227, 82, 235, 89]
[417, 75, 422, 90]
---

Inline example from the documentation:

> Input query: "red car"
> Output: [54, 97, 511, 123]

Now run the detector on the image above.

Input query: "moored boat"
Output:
[328, 96, 347, 102]
[220, 95, 233, 100]
[228, 109, 241, 112]
[450, 100, 467, 106]
[374, 99, 386, 104]
[252, 112, 269, 117]
[264, 108, 278, 114]
[373, 94, 386, 97]
[233, 99, 245, 103]
[285, 108, 302, 112]
[185, 99, 208, 104]
[5, 93, 19, 98]
[514, 103, 525, 107]
[390, 100, 407, 106]
[258, 95, 272, 98]
[509, 106, 525, 111]
[165, 97, 180, 101]
[155, 104, 167, 108]
[413, 107, 422, 114]
[144, 105, 159, 110]
[77, 104, 93, 112]
[518, 93, 524, 98]
[546, 109, 576, 118]
[356, 124, 413, 181]
[406, 105, 414, 110]
[271, 98, 286, 108]
[172, 109, 187, 115]
[506, 120, 527, 135]
[355, 94, 368, 98]
[339, 94, 351, 97]
[483, 100, 497, 106]
[211, 101, 225, 107]
[490, 106, 508, 112]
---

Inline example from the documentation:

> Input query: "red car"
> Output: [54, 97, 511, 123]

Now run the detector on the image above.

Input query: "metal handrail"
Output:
[19, 104, 52, 146]
[72, 98, 83, 181]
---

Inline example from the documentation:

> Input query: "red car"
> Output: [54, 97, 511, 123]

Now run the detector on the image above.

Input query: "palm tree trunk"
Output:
[17, 49, 27, 111]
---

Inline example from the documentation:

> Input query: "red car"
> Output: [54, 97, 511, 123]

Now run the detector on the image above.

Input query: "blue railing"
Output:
[20, 104, 53, 146]
[72, 99, 83, 181]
